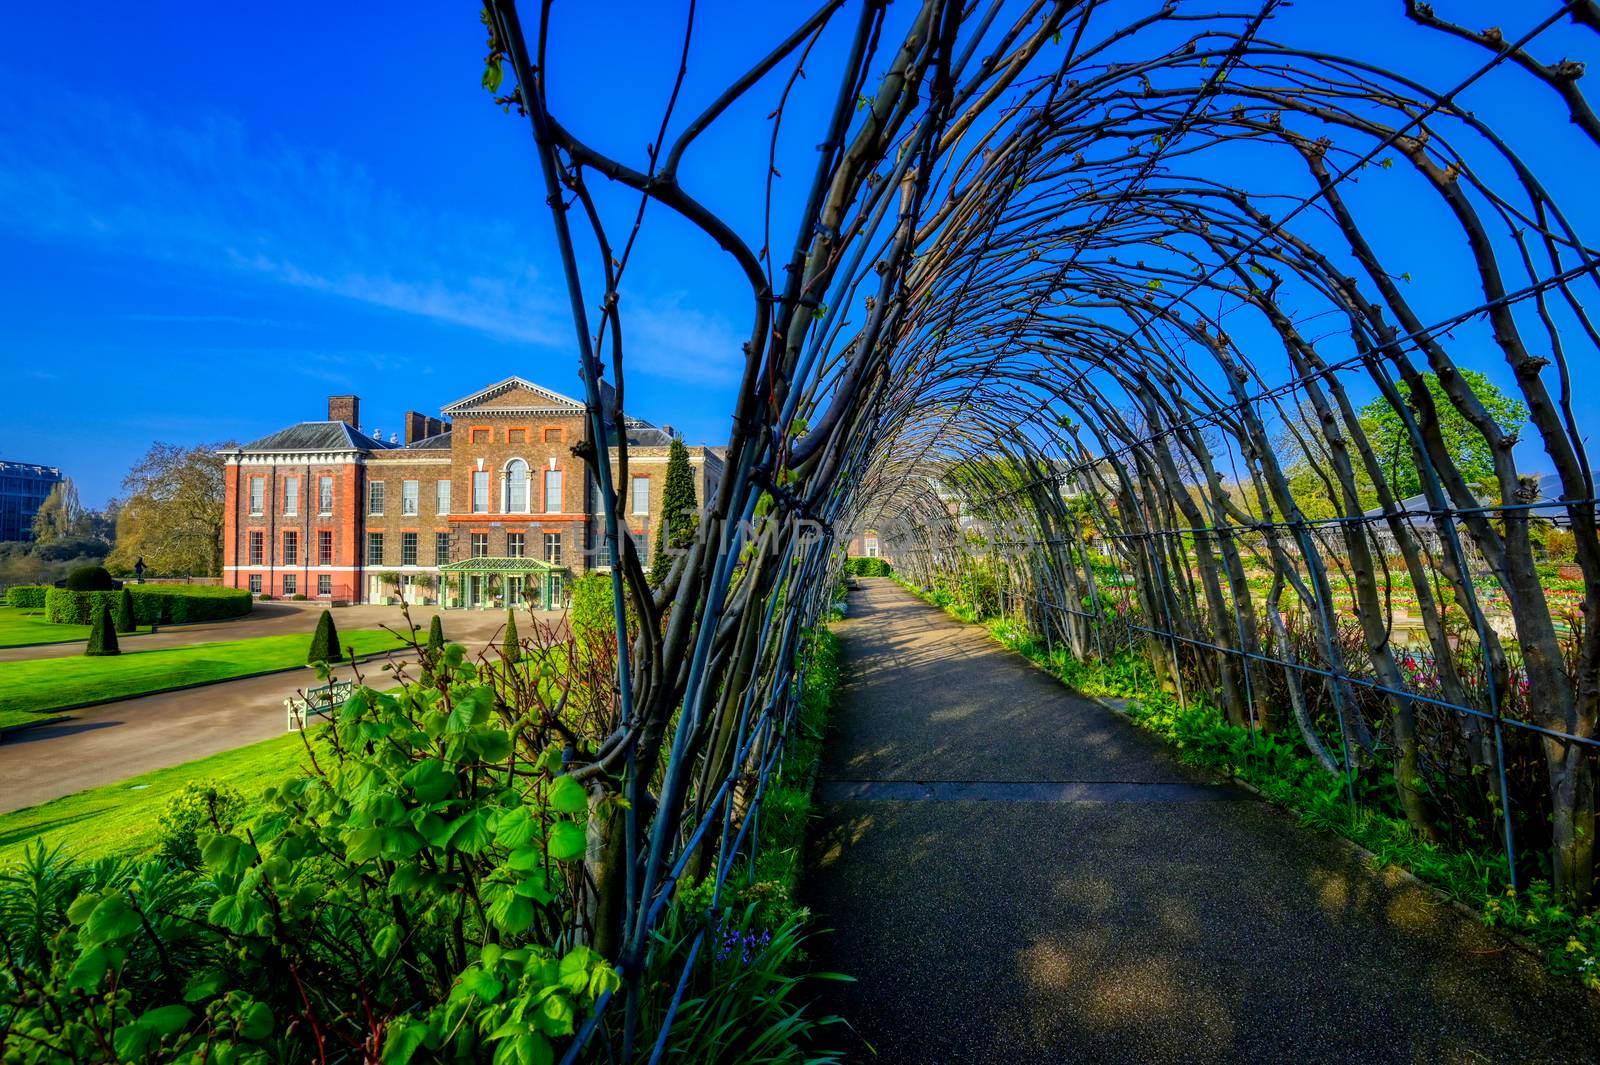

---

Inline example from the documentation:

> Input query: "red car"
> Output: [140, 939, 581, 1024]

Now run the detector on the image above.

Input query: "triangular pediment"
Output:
[441, 376, 586, 417]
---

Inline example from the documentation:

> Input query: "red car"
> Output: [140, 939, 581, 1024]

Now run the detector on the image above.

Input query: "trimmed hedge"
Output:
[44, 585, 252, 626]
[843, 556, 893, 577]
[4, 586, 48, 609]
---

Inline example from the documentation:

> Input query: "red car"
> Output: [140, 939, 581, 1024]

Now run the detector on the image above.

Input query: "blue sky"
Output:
[1, 2, 1596, 506]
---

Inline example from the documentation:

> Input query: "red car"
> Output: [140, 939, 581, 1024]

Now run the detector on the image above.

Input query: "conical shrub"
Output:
[502, 609, 520, 662]
[426, 614, 445, 659]
[114, 586, 137, 634]
[85, 601, 120, 657]
[307, 609, 341, 664]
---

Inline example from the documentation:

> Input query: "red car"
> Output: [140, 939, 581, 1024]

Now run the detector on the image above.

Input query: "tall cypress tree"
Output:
[426, 615, 445, 660]
[85, 602, 121, 657]
[650, 437, 699, 586]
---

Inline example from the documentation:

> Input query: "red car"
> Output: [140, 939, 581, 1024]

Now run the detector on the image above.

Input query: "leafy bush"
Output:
[84, 602, 120, 657]
[306, 609, 341, 664]
[502, 608, 521, 662]
[156, 781, 243, 867]
[0, 649, 620, 1062]
[4, 585, 48, 609]
[64, 565, 116, 591]
[569, 571, 637, 655]
[114, 587, 137, 634]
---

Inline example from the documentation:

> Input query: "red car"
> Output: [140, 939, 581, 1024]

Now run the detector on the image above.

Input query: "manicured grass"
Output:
[0, 605, 153, 648]
[0, 628, 416, 723]
[0, 732, 314, 863]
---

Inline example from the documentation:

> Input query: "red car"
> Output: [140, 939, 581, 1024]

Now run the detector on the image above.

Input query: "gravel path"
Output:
[805, 579, 1600, 1064]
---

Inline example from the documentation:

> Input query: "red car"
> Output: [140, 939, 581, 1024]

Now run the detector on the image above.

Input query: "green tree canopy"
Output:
[1358, 369, 1527, 501]
[108, 441, 233, 577]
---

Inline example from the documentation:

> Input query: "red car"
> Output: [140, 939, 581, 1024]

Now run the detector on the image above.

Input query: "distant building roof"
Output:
[0, 460, 62, 478]
[1360, 473, 1568, 521]
[237, 421, 395, 453]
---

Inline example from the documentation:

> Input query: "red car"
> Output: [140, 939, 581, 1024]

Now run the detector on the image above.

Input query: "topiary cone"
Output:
[426, 614, 445, 659]
[85, 601, 121, 657]
[114, 586, 137, 634]
[308, 609, 341, 664]
[502, 608, 520, 662]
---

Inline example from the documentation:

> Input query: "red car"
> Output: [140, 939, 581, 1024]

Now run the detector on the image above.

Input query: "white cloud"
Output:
[623, 292, 749, 386]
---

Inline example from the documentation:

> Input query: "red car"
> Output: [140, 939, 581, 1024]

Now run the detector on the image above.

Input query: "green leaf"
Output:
[458, 966, 504, 1003]
[546, 821, 587, 862]
[447, 810, 494, 854]
[382, 1018, 431, 1064]
[403, 759, 457, 803]
[140, 1005, 194, 1037]
[239, 1000, 274, 1041]
[547, 775, 588, 814]
[472, 729, 513, 763]
[496, 806, 538, 848]
[82, 895, 141, 947]
[448, 687, 493, 732]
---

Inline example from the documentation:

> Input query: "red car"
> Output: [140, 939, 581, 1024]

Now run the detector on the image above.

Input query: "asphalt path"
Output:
[805, 579, 1600, 1064]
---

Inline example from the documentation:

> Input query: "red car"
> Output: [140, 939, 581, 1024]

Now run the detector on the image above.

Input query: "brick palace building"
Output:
[220, 376, 722, 608]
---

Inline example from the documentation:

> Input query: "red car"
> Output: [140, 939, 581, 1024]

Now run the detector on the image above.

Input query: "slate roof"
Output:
[407, 431, 453, 450]
[239, 421, 394, 453]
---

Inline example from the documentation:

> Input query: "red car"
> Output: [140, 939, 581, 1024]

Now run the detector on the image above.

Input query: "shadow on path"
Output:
[804, 579, 1600, 1064]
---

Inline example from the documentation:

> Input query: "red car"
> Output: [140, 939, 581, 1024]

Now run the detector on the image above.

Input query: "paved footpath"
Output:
[806, 579, 1600, 1064]
[0, 651, 417, 814]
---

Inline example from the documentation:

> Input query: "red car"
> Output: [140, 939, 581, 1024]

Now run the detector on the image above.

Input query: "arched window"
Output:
[506, 459, 529, 513]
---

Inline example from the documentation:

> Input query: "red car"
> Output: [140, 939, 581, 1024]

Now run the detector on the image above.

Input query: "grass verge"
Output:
[0, 732, 313, 863]
[0, 628, 415, 725]
[0, 606, 153, 648]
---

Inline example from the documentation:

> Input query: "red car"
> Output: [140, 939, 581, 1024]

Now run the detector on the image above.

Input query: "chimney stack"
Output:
[328, 395, 360, 427]
[404, 411, 429, 444]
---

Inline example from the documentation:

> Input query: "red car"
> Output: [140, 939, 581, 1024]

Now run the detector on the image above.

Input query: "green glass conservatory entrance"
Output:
[437, 557, 569, 610]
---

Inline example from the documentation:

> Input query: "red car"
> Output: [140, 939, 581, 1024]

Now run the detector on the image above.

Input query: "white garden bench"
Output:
[285, 680, 353, 731]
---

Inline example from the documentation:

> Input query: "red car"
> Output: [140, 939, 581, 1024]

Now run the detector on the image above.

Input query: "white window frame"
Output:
[507, 459, 530, 514]
[436, 479, 451, 515]
[283, 476, 299, 516]
[249, 477, 264, 516]
[317, 574, 332, 597]
[544, 469, 563, 513]
[318, 476, 334, 515]
[544, 532, 562, 565]
[631, 476, 649, 516]
[402, 479, 419, 516]
[368, 480, 385, 516]
[472, 470, 489, 514]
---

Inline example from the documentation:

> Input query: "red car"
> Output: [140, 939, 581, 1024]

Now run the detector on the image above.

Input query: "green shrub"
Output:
[426, 615, 445, 660]
[130, 585, 252, 624]
[114, 587, 137, 634]
[84, 602, 120, 657]
[4, 585, 48, 609]
[843, 556, 892, 577]
[502, 608, 521, 662]
[65, 565, 116, 591]
[44, 585, 251, 626]
[156, 781, 243, 867]
[308, 609, 341, 664]
[45, 587, 119, 625]
[292, 593, 308, 601]
[569, 571, 637, 655]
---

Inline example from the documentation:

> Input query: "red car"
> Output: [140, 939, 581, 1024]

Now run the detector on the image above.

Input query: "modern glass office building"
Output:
[0, 460, 63, 542]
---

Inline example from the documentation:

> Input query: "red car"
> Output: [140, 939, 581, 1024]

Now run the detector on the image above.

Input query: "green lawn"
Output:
[0, 628, 416, 727]
[0, 732, 314, 863]
[0, 606, 153, 647]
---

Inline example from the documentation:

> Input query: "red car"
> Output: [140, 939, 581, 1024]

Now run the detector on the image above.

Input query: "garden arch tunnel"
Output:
[476, 0, 1600, 1050]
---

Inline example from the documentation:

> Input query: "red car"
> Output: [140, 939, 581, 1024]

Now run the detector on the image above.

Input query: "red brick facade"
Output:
[220, 377, 723, 606]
